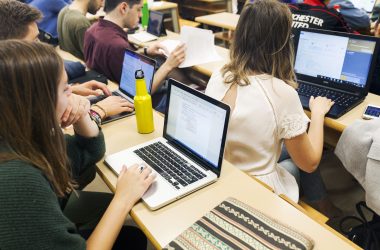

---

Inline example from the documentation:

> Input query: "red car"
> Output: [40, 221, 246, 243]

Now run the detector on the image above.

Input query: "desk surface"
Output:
[96, 111, 357, 249]
[195, 12, 239, 30]
[149, 1, 177, 11]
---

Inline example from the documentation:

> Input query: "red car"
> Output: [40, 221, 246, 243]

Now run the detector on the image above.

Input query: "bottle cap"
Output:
[135, 69, 145, 79]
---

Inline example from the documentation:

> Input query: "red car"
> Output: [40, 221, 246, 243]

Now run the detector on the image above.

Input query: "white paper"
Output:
[158, 26, 222, 68]
[178, 26, 222, 68]
[159, 39, 181, 57]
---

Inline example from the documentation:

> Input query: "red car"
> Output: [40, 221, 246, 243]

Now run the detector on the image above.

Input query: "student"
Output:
[84, 0, 186, 112]
[0, 40, 155, 249]
[206, 0, 334, 205]
[84, 0, 185, 92]
[57, 0, 103, 59]
[0, 0, 133, 188]
[29, 0, 72, 43]
[0, 0, 134, 123]
[288, 0, 353, 33]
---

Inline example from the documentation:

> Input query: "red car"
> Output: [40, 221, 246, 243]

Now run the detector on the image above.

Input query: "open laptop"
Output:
[349, 0, 376, 13]
[294, 28, 379, 118]
[129, 11, 166, 43]
[89, 49, 156, 124]
[105, 79, 230, 210]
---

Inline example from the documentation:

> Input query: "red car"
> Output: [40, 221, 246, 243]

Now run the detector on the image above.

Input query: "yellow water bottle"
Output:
[134, 69, 154, 134]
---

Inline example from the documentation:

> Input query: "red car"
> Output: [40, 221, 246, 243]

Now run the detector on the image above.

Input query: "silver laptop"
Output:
[89, 49, 156, 123]
[129, 10, 166, 43]
[105, 79, 230, 210]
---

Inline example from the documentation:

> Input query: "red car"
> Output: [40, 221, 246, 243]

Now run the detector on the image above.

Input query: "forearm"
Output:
[73, 114, 100, 137]
[151, 62, 172, 94]
[307, 112, 325, 160]
[86, 197, 134, 250]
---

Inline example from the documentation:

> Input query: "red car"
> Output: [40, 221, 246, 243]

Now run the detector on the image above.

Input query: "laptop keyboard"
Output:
[134, 142, 207, 190]
[88, 91, 122, 105]
[297, 83, 359, 107]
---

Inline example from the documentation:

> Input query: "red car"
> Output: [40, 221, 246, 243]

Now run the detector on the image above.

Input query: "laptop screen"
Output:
[294, 30, 376, 89]
[147, 11, 163, 36]
[164, 80, 229, 172]
[119, 50, 155, 97]
[349, 0, 376, 13]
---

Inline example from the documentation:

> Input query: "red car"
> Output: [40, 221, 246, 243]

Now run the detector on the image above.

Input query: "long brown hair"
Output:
[222, 0, 296, 87]
[0, 40, 73, 197]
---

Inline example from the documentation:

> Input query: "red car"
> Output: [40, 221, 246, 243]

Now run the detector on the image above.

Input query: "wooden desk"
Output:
[96, 111, 358, 249]
[56, 48, 359, 249]
[192, 0, 233, 13]
[195, 12, 239, 30]
[149, 1, 180, 33]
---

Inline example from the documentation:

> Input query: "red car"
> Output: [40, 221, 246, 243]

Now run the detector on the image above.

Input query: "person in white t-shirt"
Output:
[206, 0, 335, 210]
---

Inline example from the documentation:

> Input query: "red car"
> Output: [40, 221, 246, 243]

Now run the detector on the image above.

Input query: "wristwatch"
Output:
[143, 46, 149, 56]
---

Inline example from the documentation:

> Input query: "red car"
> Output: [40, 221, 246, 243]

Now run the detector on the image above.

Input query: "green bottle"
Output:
[142, 0, 149, 30]
[134, 69, 154, 134]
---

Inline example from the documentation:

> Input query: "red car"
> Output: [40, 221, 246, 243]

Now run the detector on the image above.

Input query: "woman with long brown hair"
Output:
[0, 40, 155, 249]
[206, 0, 334, 204]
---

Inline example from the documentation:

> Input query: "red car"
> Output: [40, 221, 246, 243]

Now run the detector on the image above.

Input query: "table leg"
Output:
[171, 7, 180, 33]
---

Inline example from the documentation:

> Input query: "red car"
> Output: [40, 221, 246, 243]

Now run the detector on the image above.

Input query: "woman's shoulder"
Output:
[0, 159, 51, 191]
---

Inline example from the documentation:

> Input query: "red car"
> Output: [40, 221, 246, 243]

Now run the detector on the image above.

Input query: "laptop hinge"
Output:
[166, 140, 209, 172]
[298, 80, 362, 96]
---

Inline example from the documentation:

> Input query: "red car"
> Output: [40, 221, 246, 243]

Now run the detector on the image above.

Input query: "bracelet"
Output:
[89, 109, 102, 127]
[92, 104, 107, 118]
[143, 46, 149, 56]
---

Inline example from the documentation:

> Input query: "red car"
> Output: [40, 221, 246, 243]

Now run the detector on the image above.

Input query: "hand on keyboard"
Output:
[92, 96, 134, 119]
[71, 80, 111, 97]
[115, 164, 156, 204]
[309, 96, 334, 116]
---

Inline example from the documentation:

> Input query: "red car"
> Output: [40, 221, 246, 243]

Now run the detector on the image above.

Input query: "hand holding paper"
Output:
[159, 26, 222, 68]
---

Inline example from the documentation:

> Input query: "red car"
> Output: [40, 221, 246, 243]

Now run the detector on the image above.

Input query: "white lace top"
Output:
[206, 72, 310, 202]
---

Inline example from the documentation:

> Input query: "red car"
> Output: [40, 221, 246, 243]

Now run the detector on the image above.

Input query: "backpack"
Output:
[340, 201, 380, 250]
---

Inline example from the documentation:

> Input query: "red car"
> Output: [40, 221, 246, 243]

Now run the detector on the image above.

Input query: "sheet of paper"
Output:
[178, 26, 222, 68]
[159, 39, 181, 57]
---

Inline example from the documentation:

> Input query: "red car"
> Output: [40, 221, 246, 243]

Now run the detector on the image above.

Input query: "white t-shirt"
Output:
[206, 71, 310, 201]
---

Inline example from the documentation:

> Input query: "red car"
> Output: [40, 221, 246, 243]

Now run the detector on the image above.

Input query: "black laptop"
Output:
[293, 28, 379, 118]
[129, 10, 166, 43]
[89, 49, 156, 123]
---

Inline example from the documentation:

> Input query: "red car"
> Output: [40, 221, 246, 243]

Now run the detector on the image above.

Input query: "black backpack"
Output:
[340, 201, 380, 250]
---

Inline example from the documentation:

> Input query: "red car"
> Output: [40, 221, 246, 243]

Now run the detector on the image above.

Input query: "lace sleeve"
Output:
[279, 113, 309, 139]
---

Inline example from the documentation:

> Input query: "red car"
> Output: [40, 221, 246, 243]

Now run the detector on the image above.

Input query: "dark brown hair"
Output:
[222, 0, 296, 87]
[0, 40, 73, 197]
[0, 0, 42, 40]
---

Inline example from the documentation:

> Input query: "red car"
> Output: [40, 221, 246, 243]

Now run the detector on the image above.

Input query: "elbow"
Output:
[302, 157, 320, 173]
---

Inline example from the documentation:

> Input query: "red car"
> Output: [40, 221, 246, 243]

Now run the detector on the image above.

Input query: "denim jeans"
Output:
[278, 146, 327, 202]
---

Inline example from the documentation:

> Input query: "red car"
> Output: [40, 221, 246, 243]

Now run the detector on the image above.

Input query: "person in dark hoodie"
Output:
[288, 0, 353, 33]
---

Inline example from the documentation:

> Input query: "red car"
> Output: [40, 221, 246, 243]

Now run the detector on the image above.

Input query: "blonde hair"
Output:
[222, 0, 297, 88]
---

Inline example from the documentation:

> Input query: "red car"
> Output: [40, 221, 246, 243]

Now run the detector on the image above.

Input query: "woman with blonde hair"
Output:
[206, 0, 334, 208]
[0, 40, 155, 249]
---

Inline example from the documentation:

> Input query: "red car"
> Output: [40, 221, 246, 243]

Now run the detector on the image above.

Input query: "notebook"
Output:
[163, 197, 314, 250]
[129, 10, 166, 43]
[350, 0, 376, 13]
[105, 79, 230, 210]
[89, 49, 156, 124]
[294, 28, 379, 118]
